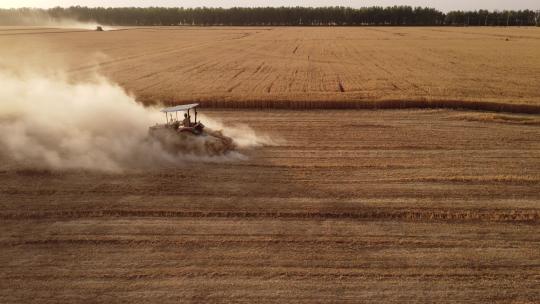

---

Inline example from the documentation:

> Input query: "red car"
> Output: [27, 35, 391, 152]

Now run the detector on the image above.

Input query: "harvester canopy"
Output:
[152, 103, 204, 136]
[160, 103, 199, 113]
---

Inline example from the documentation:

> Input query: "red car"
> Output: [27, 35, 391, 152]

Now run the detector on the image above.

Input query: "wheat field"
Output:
[1, 26, 539, 111]
[1, 109, 540, 302]
[1, 26, 540, 303]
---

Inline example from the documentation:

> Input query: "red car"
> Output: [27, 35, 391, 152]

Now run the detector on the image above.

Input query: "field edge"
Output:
[144, 98, 540, 114]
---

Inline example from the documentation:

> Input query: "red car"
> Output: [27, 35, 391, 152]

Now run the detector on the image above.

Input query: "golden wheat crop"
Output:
[1, 26, 539, 111]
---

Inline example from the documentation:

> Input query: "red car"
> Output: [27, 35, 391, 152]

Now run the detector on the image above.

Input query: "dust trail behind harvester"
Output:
[0, 50, 272, 172]
[1, 11, 105, 30]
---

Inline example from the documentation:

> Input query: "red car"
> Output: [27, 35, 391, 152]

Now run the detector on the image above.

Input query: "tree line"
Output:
[1, 6, 539, 26]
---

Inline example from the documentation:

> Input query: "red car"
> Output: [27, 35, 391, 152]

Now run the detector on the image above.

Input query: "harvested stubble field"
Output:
[1, 109, 540, 303]
[1, 26, 539, 111]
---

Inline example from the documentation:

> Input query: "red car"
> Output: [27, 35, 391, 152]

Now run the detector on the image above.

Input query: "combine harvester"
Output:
[149, 103, 234, 155]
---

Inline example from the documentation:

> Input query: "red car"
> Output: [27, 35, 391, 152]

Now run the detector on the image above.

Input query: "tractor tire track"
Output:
[2, 208, 538, 224]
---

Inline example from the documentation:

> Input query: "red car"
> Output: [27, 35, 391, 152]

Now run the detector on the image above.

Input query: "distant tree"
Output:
[0, 6, 537, 27]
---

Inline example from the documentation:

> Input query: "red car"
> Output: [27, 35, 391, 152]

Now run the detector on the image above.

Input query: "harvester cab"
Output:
[150, 103, 204, 136]
[148, 103, 235, 155]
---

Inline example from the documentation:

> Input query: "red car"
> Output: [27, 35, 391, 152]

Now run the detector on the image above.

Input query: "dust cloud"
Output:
[202, 118, 278, 148]
[9, 14, 105, 30]
[40, 19, 104, 30]
[0, 55, 272, 172]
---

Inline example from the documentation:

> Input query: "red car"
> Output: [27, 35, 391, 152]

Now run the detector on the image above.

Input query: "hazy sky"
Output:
[1, 1, 539, 12]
